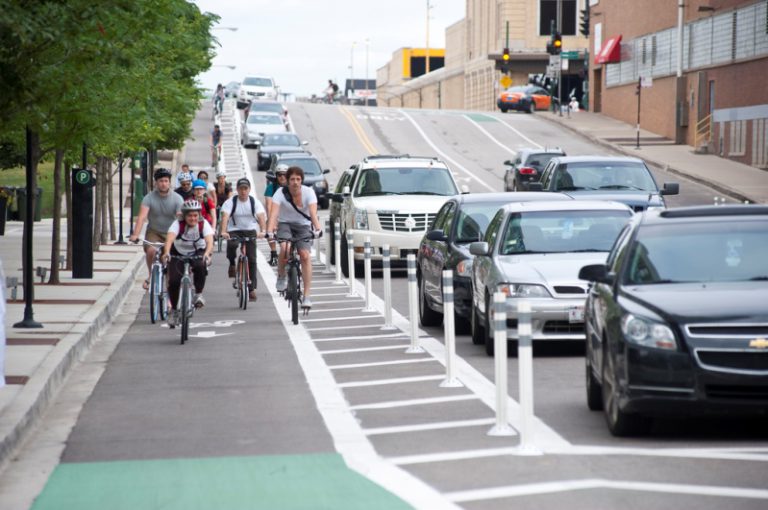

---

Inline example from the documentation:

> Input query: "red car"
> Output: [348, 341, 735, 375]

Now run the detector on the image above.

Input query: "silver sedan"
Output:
[469, 200, 633, 355]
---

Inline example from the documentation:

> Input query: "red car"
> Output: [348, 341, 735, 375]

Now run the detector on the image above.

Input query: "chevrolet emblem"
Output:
[749, 338, 768, 349]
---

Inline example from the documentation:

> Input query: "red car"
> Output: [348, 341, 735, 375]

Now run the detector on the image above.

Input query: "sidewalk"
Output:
[538, 110, 768, 204]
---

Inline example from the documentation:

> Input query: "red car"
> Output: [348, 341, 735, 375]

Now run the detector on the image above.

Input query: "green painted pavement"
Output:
[32, 453, 412, 510]
[463, 113, 497, 122]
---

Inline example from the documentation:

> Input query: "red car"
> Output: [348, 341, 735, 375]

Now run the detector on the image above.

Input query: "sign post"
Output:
[72, 167, 95, 278]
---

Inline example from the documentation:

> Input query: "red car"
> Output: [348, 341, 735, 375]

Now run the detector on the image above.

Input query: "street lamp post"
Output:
[351, 41, 356, 99]
[365, 39, 370, 107]
[212, 27, 238, 32]
[426, 0, 433, 74]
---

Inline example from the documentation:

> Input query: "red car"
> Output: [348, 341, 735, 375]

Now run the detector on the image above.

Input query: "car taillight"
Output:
[519, 167, 537, 175]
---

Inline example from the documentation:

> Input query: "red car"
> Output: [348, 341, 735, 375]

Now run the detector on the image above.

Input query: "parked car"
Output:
[504, 148, 565, 191]
[328, 155, 465, 277]
[270, 153, 331, 209]
[579, 205, 768, 436]
[469, 200, 633, 356]
[241, 112, 287, 148]
[245, 100, 288, 124]
[528, 156, 679, 211]
[497, 85, 552, 113]
[327, 168, 354, 265]
[237, 75, 278, 108]
[256, 133, 308, 171]
[417, 192, 573, 331]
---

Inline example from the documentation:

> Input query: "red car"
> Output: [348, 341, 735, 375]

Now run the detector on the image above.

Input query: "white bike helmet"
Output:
[181, 199, 202, 213]
[275, 164, 289, 174]
[178, 172, 193, 183]
[216, 169, 227, 178]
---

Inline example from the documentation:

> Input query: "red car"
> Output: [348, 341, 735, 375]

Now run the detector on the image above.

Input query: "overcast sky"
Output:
[193, 0, 465, 96]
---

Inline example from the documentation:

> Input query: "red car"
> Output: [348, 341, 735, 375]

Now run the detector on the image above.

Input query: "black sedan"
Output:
[270, 153, 331, 209]
[256, 133, 308, 171]
[417, 192, 572, 333]
[579, 205, 768, 436]
[503, 147, 565, 191]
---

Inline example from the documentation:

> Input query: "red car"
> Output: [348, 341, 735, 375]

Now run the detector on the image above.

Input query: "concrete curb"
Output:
[537, 113, 756, 204]
[0, 249, 145, 472]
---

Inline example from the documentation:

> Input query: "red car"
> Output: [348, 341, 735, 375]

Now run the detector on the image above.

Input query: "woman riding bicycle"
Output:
[266, 166, 322, 309]
[264, 163, 289, 265]
[162, 199, 214, 327]
[192, 179, 217, 233]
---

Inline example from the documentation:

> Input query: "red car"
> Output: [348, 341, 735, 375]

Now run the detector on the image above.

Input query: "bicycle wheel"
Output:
[158, 269, 168, 320]
[239, 256, 249, 310]
[289, 264, 299, 325]
[180, 280, 190, 344]
[149, 264, 160, 324]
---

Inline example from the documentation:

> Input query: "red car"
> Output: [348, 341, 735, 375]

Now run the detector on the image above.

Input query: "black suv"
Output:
[579, 205, 768, 436]
[503, 148, 565, 191]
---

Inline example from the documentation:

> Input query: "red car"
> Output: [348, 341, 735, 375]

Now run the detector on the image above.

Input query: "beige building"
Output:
[378, 0, 590, 111]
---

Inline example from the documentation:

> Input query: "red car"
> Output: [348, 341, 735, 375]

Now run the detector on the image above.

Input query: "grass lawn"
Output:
[0, 161, 57, 218]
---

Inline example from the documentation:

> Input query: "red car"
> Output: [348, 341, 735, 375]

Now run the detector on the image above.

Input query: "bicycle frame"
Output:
[231, 236, 258, 310]
[171, 253, 203, 344]
[142, 240, 168, 323]
[277, 235, 314, 323]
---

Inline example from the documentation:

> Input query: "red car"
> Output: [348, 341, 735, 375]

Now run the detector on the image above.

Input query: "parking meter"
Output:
[72, 167, 95, 278]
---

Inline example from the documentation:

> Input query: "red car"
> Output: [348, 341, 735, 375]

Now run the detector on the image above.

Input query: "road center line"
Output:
[349, 394, 479, 411]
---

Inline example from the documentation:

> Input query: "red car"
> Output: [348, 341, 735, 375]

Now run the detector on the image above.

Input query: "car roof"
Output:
[500, 200, 633, 214]
[277, 152, 317, 161]
[520, 148, 565, 156]
[641, 205, 768, 225]
[551, 155, 645, 164]
[249, 111, 283, 118]
[357, 154, 449, 169]
[457, 192, 572, 205]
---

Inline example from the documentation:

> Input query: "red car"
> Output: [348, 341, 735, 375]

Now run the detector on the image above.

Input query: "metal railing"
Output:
[694, 113, 712, 150]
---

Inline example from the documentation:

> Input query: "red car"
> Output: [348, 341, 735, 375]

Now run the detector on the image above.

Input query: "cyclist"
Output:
[175, 164, 195, 187]
[175, 171, 194, 200]
[220, 178, 267, 302]
[196, 169, 217, 206]
[192, 179, 216, 233]
[162, 199, 214, 327]
[213, 83, 225, 115]
[211, 125, 223, 167]
[130, 168, 184, 290]
[266, 166, 322, 309]
[264, 163, 289, 265]
[215, 170, 232, 206]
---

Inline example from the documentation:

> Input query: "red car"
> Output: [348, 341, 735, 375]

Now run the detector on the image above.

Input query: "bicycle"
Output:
[169, 253, 205, 345]
[211, 144, 222, 169]
[228, 235, 259, 310]
[276, 234, 315, 325]
[215, 205, 224, 252]
[142, 240, 169, 324]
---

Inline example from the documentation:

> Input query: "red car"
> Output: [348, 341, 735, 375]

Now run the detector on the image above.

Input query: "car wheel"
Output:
[470, 294, 485, 346]
[340, 233, 349, 277]
[512, 179, 519, 192]
[500, 106, 508, 113]
[418, 273, 442, 327]
[586, 356, 603, 411]
[601, 346, 651, 436]
[319, 197, 329, 210]
[527, 102, 535, 114]
[328, 220, 336, 265]
[455, 313, 471, 334]
[484, 294, 495, 357]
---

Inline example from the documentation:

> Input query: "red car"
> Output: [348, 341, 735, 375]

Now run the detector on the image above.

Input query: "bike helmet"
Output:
[216, 169, 227, 178]
[153, 168, 172, 180]
[192, 179, 207, 190]
[236, 177, 251, 188]
[178, 172, 193, 183]
[181, 199, 202, 213]
[275, 163, 289, 174]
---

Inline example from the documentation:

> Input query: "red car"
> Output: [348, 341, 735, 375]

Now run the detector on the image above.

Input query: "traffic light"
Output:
[553, 32, 563, 55]
[580, 5, 590, 37]
[502, 47, 510, 73]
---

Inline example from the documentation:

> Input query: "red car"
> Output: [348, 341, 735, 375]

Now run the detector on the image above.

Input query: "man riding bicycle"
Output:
[130, 168, 184, 290]
[266, 166, 322, 309]
[175, 171, 195, 200]
[220, 178, 267, 302]
[211, 125, 223, 167]
[162, 199, 214, 327]
[264, 163, 289, 265]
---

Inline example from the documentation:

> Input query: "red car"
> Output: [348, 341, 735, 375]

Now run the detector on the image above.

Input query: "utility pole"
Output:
[350, 41, 356, 95]
[426, 0, 432, 74]
[557, 0, 563, 117]
[365, 39, 370, 107]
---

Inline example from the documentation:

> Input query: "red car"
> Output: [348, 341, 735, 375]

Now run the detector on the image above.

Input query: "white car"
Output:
[237, 76, 277, 108]
[329, 155, 465, 276]
[241, 112, 287, 148]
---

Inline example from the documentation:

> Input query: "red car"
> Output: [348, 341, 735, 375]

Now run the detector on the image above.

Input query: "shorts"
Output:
[144, 229, 167, 252]
[277, 222, 313, 252]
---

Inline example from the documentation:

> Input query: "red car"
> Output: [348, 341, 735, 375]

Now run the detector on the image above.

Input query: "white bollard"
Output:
[405, 254, 425, 354]
[333, 222, 343, 285]
[314, 232, 322, 264]
[516, 299, 540, 454]
[363, 236, 375, 312]
[324, 220, 332, 274]
[440, 270, 462, 388]
[346, 231, 358, 297]
[488, 292, 515, 436]
[380, 244, 396, 330]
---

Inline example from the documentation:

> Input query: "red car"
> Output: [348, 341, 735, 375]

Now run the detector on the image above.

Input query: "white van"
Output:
[237, 76, 277, 108]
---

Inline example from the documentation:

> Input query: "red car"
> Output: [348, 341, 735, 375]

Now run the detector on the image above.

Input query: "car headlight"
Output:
[314, 180, 328, 190]
[620, 313, 677, 350]
[354, 208, 369, 229]
[456, 258, 473, 277]
[497, 283, 551, 298]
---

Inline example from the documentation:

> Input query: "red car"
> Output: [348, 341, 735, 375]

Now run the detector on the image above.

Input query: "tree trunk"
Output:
[65, 158, 73, 270]
[100, 157, 108, 244]
[21, 129, 41, 295]
[48, 149, 64, 284]
[108, 157, 116, 240]
[92, 157, 102, 251]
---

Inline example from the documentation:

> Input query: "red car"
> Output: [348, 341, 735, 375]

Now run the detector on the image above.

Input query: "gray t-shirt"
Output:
[142, 190, 183, 233]
[272, 185, 317, 226]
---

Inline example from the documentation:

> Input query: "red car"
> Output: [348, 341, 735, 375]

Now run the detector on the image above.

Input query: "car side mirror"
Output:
[302, 141, 309, 146]
[460, 184, 470, 194]
[342, 185, 351, 196]
[661, 182, 679, 196]
[426, 229, 448, 242]
[331, 193, 344, 203]
[503, 160, 513, 166]
[469, 241, 490, 256]
[527, 182, 544, 191]
[579, 264, 614, 285]
[323, 169, 331, 175]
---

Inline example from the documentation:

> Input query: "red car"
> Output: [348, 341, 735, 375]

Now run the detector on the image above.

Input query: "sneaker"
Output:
[249, 290, 257, 301]
[302, 297, 312, 309]
[167, 309, 178, 328]
[276, 276, 287, 292]
[269, 251, 278, 266]
[194, 295, 205, 308]
[228, 265, 235, 278]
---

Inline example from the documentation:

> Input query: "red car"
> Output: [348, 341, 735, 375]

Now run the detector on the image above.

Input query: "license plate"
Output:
[568, 306, 585, 323]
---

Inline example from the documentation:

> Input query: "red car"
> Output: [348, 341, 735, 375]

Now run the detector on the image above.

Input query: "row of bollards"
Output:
[320, 221, 538, 452]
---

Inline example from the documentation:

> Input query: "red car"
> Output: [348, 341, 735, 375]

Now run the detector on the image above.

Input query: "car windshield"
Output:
[354, 167, 458, 197]
[279, 158, 322, 175]
[554, 162, 657, 191]
[247, 114, 283, 125]
[625, 221, 768, 284]
[454, 202, 508, 243]
[524, 153, 561, 171]
[262, 134, 300, 146]
[507, 86, 537, 94]
[249, 103, 283, 114]
[500, 210, 630, 255]
[243, 77, 273, 87]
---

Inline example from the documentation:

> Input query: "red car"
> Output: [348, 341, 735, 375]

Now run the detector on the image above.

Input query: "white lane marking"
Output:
[309, 307, 373, 313]
[312, 333, 412, 343]
[337, 375, 445, 388]
[310, 292, 352, 297]
[311, 299, 365, 305]
[307, 323, 385, 332]
[446, 479, 768, 503]
[551, 445, 768, 463]
[303, 315, 382, 323]
[327, 358, 438, 370]
[389, 446, 526, 465]
[364, 418, 497, 436]
[495, 116, 544, 149]
[398, 109, 496, 192]
[349, 394, 479, 411]
[320, 344, 411, 355]
[463, 115, 517, 156]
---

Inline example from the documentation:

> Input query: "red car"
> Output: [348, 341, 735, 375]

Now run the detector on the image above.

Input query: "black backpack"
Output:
[229, 195, 256, 226]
